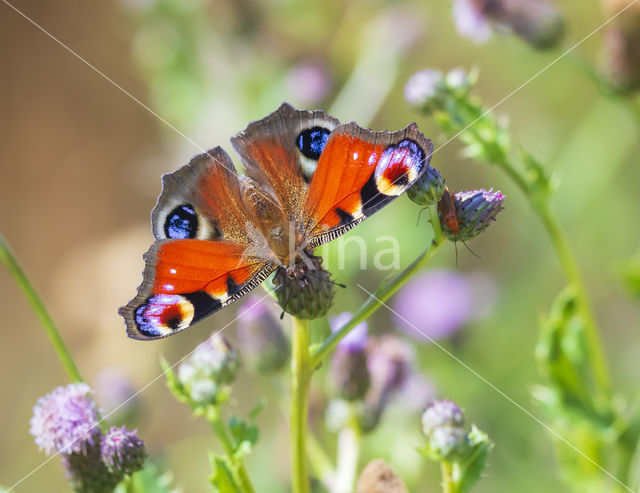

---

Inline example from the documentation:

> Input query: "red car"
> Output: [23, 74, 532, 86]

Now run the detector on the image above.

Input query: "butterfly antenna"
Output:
[461, 239, 482, 260]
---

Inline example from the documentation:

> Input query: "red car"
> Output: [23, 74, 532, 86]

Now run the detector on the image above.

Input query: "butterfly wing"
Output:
[230, 103, 340, 224]
[120, 240, 275, 340]
[303, 122, 433, 246]
[120, 147, 275, 340]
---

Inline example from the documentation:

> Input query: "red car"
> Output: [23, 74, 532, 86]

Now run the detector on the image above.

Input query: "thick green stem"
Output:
[0, 234, 83, 383]
[207, 405, 256, 493]
[440, 461, 456, 493]
[311, 217, 444, 367]
[291, 317, 312, 493]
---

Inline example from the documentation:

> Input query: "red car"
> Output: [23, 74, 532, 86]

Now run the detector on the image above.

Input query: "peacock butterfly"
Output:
[120, 103, 433, 340]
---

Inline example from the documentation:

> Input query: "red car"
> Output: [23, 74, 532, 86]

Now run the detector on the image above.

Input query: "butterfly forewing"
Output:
[303, 122, 433, 246]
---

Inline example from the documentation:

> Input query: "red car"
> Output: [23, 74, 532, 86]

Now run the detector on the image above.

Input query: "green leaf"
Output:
[210, 455, 242, 493]
[161, 356, 190, 405]
[456, 425, 493, 493]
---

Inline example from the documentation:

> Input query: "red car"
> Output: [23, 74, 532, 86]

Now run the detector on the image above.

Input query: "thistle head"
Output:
[420, 399, 468, 461]
[440, 188, 505, 241]
[273, 253, 336, 319]
[100, 426, 146, 476]
[30, 383, 100, 455]
[329, 313, 371, 401]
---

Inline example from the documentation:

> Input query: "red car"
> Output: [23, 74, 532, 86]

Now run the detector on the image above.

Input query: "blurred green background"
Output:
[1, 0, 639, 491]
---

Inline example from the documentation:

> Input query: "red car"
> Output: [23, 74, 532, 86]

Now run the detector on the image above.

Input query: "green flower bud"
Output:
[407, 165, 445, 207]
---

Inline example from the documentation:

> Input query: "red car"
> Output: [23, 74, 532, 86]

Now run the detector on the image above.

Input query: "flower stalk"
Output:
[410, 76, 611, 397]
[206, 405, 256, 493]
[291, 317, 312, 493]
[311, 210, 444, 367]
[0, 234, 83, 383]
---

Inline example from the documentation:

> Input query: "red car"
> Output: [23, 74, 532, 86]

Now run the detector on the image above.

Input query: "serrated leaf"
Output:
[456, 425, 492, 493]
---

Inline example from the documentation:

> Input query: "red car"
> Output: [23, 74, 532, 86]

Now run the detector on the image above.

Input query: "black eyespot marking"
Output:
[164, 204, 198, 239]
[226, 275, 241, 297]
[297, 127, 331, 160]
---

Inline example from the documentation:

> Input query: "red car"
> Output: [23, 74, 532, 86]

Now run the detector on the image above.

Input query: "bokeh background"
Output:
[1, 0, 639, 491]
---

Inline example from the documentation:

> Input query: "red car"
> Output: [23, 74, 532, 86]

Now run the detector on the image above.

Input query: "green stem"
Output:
[536, 205, 610, 396]
[311, 215, 444, 367]
[291, 317, 312, 493]
[207, 405, 256, 493]
[0, 234, 83, 383]
[449, 104, 611, 396]
[440, 461, 456, 493]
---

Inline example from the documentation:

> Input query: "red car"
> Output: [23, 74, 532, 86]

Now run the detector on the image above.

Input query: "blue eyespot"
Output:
[164, 204, 198, 239]
[297, 127, 331, 160]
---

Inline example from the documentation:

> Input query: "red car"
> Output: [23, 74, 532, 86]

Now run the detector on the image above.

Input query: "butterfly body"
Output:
[120, 103, 433, 340]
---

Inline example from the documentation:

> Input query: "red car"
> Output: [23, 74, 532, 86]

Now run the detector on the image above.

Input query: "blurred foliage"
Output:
[3, 0, 640, 492]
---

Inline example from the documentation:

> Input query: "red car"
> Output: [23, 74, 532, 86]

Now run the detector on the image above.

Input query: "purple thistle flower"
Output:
[443, 188, 505, 241]
[236, 296, 290, 373]
[329, 313, 370, 401]
[100, 426, 146, 476]
[30, 383, 100, 455]
[404, 69, 445, 108]
[421, 400, 465, 436]
[393, 270, 474, 340]
[453, 0, 565, 49]
[62, 441, 122, 493]
[453, 0, 493, 43]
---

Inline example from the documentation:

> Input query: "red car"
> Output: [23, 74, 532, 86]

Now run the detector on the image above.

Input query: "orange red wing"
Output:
[303, 122, 433, 246]
[119, 240, 274, 340]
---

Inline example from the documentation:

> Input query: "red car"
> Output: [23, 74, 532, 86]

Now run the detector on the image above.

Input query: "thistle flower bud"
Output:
[453, 0, 565, 49]
[440, 188, 505, 241]
[177, 334, 240, 405]
[420, 399, 468, 461]
[404, 69, 445, 111]
[421, 400, 465, 436]
[30, 383, 100, 455]
[236, 296, 290, 373]
[602, 0, 640, 91]
[407, 165, 445, 207]
[329, 313, 371, 401]
[62, 441, 122, 493]
[100, 426, 146, 476]
[273, 255, 335, 319]
[359, 336, 415, 432]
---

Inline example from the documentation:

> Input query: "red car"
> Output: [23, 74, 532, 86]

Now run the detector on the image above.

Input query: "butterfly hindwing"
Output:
[120, 239, 275, 340]
[303, 122, 433, 246]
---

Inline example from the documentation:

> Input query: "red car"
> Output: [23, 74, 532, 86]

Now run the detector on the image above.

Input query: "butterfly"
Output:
[120, 103, 433, 340]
